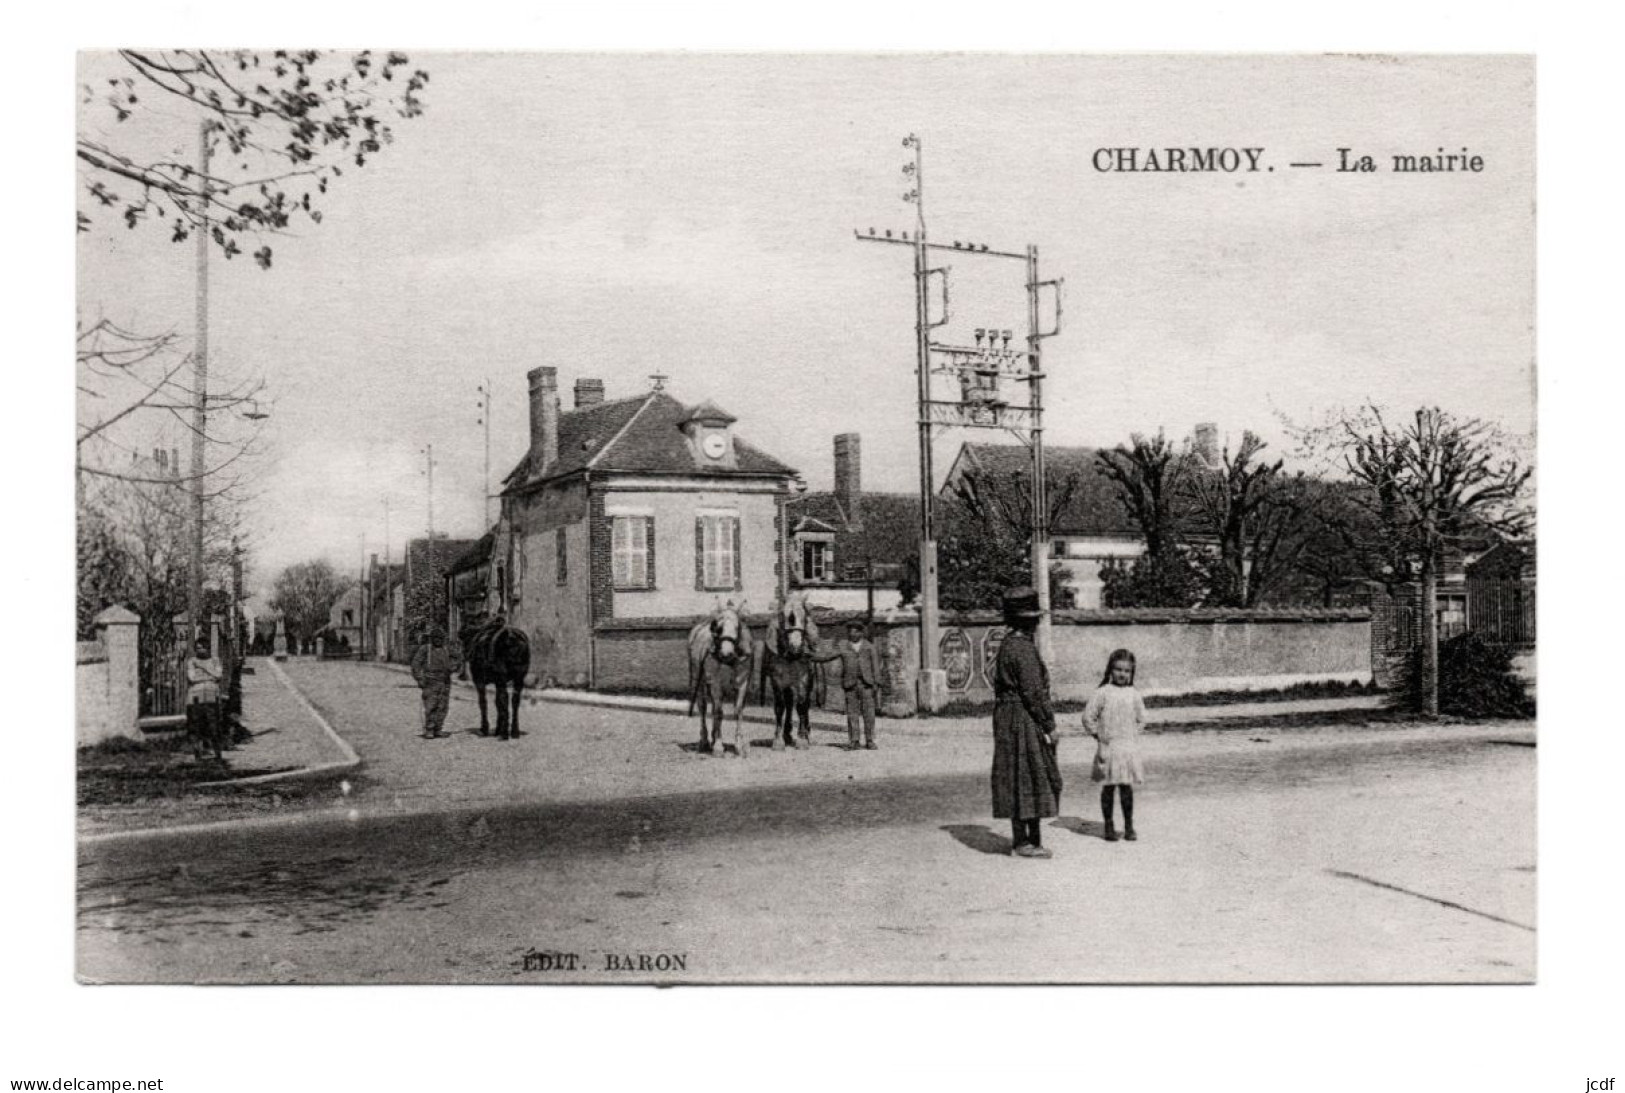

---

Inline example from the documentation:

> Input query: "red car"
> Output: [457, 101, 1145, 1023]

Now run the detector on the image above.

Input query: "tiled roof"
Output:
[447, 530, 495, 575]
[501, 394, 649, 490]
[790, 491, 920, 573]
[950, 443, 1141, 537]
[680, 400, 737, 426]
[406, 537, 479, 575]
[502, 392, 795, 492]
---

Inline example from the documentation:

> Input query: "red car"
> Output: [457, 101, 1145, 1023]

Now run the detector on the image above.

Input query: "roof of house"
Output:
[406, 537, 480, 576]
[1467, 540, 1536, 580]
[447, 530, 495, 576]
[366, 563, 404, 613]
[946, 443, 1140, 538]
[502, 391, 796, 493]
[790, 491, 920, 573]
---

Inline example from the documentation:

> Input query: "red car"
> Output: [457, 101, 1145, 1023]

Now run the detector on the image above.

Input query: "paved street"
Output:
[78, 660, 1535, 984]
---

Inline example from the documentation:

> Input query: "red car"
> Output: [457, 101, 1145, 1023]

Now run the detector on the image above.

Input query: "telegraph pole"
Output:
[187, 120, 212, 653]
[854, 135, 1064, 692]
[358, 530, 367, 654]
[903, 133, 945, 709]
[1027, 244, 1052, 663]
[477, 379, 493, 528]
[383, 497, 393, 661]
[423, 443, 436, 540]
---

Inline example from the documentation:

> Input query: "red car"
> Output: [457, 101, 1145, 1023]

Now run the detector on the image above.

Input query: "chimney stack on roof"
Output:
[1194, 422, 1220, 468]
[574, 378, 605, 409]
[834, 433, 863, 529]
[528, 367, 560, 475]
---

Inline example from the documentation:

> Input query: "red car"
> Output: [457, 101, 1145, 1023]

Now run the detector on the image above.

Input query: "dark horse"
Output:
[686, 601, 757, 758]
[458, 613, 533, 740]
[760, 592, 821, 750]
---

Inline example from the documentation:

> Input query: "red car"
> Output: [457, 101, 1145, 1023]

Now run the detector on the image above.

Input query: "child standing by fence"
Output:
[1082, 648, 1147, 842]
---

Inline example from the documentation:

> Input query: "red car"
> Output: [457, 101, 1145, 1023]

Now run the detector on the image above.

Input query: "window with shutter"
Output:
[698, 514, 739, 590]
[613, 516, 653, 590]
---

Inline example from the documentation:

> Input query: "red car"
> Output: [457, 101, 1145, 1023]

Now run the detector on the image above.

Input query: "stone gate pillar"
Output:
[95, 605, 140, 742]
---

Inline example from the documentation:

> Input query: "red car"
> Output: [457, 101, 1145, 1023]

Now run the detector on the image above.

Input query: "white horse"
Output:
[686, 600, 758, 758]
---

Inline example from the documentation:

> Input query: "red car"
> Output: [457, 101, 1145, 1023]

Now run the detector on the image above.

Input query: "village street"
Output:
[76, 660, 1535, 984]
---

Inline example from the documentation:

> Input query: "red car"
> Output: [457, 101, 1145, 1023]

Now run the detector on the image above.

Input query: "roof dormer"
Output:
[679, 400, 739, 469]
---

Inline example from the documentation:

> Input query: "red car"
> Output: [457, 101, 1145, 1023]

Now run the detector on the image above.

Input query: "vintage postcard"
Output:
[75, 52, 1535, 985]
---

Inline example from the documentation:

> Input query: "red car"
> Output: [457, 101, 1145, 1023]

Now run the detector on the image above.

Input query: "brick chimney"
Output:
[834, 433, 862, 528]
[528, 367, 560, 474]
[1194, 422, 1220, 468]
[574, 378, 605, 409]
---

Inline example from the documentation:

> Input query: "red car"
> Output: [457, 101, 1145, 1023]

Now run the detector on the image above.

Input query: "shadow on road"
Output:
[941, 824, 1012, 856]
[1051, 816, 1108, 840]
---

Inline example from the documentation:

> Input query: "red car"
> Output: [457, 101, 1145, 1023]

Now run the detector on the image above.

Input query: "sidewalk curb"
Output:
[192, 658, 361, 790]
[358, 658, 1387, 733]
[366, 659, 854, 733]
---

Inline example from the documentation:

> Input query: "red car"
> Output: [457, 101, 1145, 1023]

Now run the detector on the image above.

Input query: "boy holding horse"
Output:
[811, 620, 881, 751]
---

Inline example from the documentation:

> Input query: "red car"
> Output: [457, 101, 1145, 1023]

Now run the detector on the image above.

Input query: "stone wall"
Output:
[592, 606, 1372, 718]
[925, 608, 1372, 708]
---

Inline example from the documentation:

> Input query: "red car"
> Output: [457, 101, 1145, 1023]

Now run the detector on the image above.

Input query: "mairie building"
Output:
[480, 368, 797, 688]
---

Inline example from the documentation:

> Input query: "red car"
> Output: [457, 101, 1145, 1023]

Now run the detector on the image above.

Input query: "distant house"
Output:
[326, 585, 365, 651]
[785, 434, 917, 613]
[400, 536, 478, 659]
[940, 442, 1146, 609]
[489, 369, 797, 687]
[362, 557, 404, 660]
[446, 531, 494, 637]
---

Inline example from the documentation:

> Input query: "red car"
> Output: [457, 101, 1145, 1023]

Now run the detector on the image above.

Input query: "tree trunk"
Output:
[1420, 551, 1439, 718]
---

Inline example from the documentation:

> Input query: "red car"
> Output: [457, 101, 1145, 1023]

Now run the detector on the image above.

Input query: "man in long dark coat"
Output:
[990, 586, 1062, 858]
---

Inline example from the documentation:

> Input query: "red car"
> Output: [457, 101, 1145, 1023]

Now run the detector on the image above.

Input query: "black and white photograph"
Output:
[19, 12, 1622, 1088]
[71, 50, 1539, 986]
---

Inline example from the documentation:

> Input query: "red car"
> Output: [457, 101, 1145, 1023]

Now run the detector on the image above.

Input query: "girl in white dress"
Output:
[1081, 648, 1147, 842]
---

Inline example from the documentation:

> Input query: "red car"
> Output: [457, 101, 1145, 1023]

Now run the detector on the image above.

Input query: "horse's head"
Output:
[458, 612, 487, 647]
[711, 602, 744, 662]
[776, 592, 812, 654]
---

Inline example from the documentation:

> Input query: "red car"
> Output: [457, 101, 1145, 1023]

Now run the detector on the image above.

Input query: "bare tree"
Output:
[78, 50, 429, 267]
[1095, 432, 1201, 607]
[76, 318, 268, 492]
[1096, 431, 1192, 559]
[269, 560, 350, 650]
[1184, 432, 1332, 607]
[1311, 406, 1532, 716]
[940, 466, 1082, 610]
[78, 455, 250, 632]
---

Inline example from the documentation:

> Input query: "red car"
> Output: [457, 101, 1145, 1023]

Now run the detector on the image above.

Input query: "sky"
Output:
[75, 53, 1535, 591]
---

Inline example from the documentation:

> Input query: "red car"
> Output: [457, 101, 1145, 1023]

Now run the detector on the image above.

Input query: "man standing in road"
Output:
[411, 627, 462, 739]
[812, 619, 881, 750]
